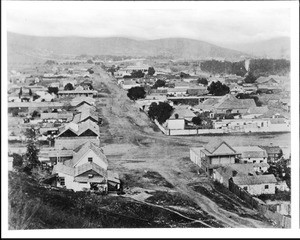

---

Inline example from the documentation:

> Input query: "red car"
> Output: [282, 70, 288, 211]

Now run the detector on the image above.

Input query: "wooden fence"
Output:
[228, 179, 291, 228]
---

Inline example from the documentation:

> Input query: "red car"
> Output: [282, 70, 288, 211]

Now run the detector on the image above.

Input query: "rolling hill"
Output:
[225, 37, 290, 60]
[7, 32, 251, 62]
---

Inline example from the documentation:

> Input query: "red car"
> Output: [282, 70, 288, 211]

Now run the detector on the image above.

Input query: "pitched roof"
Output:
[107, 170, 120, 183]
[214, 94, 256, 110]
[233, 146, 268, 158]
[77, 120, 100, 136]
[74, 162, 107, 177]
[71, 141, 108, 167]
[256, 77, 279, 84]
[170, 106, 196, 119]
[232, 174, 277, 185]
[71, 96, 95, 106]
[204, 139, 237, 155]
[52, 163, 74, 176]
[216, 164, 255, 177]
[258, 145, 282, 155]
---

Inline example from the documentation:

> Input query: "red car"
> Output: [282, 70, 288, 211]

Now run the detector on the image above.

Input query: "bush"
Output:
[127, 87, 146, 101]
[148, 102, 174, 124]
[13, 153, 23, 168]
[152, 79, 166, 89]
[207, 81, 230, 96]
[64, 83, 74, 91]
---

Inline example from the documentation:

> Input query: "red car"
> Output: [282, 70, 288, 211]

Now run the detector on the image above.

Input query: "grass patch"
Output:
[192, 183, 267, 222]
[121, 170, 174, 189]
[8, 172, 213, 229]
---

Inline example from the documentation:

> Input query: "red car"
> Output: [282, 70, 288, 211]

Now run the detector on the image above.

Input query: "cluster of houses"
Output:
[157, 94, 290, 134]
[8, 66, 121, 193]
[7, 67, 98, 103]
[189, 139, 289, 196]
[36, 97, 120, 193]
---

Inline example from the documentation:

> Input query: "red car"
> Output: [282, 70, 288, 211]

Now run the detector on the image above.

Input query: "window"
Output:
[265, 185, 269, 189]
[88, 174, 94, 178]
[59, 177, 65, 186]
[88, 157, 93, 162]
[253, 160, 256, 163]
[260, 160, 263, 163]
[243, 186, 248, 191]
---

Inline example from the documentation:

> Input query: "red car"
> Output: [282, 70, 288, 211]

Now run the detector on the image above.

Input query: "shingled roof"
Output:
[74, 162, 107, 177]
[214, 94, 256, 110]
[232, 174, 277, 185]
[233, 146, 268, 159]
[203, 138, 237, 155]
[71, 141, 108, 167]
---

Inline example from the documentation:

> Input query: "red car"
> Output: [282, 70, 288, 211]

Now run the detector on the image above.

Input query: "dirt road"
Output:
[92, 67, 274, 228]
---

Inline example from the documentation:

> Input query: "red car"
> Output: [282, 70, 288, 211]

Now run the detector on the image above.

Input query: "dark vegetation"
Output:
[191, 182, 268, 222]
[9, 172, 211, 229]
[200, 59, 290, 77]
[64, 83, 74, 91]
[152, 79, 166, 89]
[257, 190, 291, 202]
[148, 102, 174, 124]
[207, 81, 230, 96]
[122, 170, 174, 189]
[127, 86, 146, 101]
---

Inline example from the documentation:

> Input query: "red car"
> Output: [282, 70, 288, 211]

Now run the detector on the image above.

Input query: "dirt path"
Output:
[92, 67, 274, 228]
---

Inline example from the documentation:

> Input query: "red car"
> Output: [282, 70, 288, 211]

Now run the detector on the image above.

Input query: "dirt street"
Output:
[93, 67, 274, 228]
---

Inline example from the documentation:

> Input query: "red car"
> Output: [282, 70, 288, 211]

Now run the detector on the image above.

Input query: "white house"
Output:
[52, 141, 120, 192]
[232, 174, 277, 195]
[233, 146, 268, 164]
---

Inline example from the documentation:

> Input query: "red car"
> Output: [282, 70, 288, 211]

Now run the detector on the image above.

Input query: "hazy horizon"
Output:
[5, 1, 291, 47]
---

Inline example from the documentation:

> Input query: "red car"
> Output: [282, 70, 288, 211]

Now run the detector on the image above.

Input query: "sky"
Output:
[4, 1, 291, 46]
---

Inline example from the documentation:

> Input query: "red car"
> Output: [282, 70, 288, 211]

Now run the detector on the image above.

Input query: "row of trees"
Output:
[12, 127, 40, 174]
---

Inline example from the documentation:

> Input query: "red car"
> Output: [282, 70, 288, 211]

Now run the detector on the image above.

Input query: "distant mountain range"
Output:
[7, 32, 252, 62]
[224, 37, 290, 59]
[7, 32, 290, 64]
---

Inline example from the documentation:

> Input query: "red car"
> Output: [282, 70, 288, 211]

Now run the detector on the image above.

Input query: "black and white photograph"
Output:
[1, 0, 299, 238]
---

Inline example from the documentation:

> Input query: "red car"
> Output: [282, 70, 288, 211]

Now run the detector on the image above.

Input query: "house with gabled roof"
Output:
[71, 96, 95, 107]
[231, 174, 277, 195]
[54, 120, 100, 150]
[52, 141, 120, 192]
[190, 139, 239, 176]
[233, 146, 268, 164]
[72, 108, 100, 124]
[213, 94, 256, 114]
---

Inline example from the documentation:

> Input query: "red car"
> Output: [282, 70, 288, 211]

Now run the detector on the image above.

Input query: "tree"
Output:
[244, 72, 257, 84]
[29, 88, 32, 96]
[148, 102, 174, 124]
[192, 116, 202, 125]
[180, 72, 190, 78]
[207, 81, 230, 96]
[197, 78, 208, 86]
[148, 67, 155, 76]
[24, 127, 40, 171]
[12, 153, 23, 168]
[48, 87, 59, 95]
[64, 83, 74, 91]
[31, 110, 40, 118]
[87, 59, 94, 64]
[152, 79, 166, 89]
[130, 70, 145, 78]
[127, 87, 146, 101]
[19, 87, 22, 98]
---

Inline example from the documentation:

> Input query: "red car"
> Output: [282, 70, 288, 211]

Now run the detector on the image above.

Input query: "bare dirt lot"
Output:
[92, 67, 275, 228]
